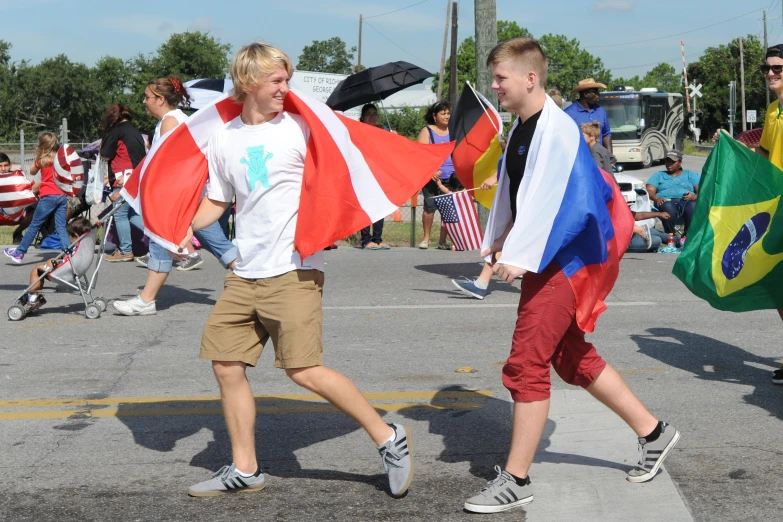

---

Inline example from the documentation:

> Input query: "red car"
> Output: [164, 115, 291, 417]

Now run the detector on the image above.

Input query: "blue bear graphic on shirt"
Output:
[241, 145, 274, 191]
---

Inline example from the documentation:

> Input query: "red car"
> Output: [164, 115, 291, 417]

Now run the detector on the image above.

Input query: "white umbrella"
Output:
[184, 78, 234, 110]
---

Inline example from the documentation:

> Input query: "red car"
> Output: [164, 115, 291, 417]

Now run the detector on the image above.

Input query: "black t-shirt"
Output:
[505, 110, 542, 221]
[100, 121, 146, 186]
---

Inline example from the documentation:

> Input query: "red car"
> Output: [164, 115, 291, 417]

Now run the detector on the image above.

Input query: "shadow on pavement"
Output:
[414, 263, 520, 295]
[631, 327, 783, 421]
[398, 386, 633, 482]
[115, 397, 388, 489]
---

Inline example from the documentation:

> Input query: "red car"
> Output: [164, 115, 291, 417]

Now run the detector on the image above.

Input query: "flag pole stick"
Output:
[466, 81, 500, 136]
[431, 187, 481, 199]
[379, 98, 393, 131]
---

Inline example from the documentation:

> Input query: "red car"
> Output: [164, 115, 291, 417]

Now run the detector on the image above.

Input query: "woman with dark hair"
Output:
[416, 100, 461, 249]
[102, 103, 146, 262]
[358, 103, 391, 250]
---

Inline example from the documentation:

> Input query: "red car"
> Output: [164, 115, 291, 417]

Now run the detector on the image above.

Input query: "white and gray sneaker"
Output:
[464, 465, 534, 513]
[378, 423, 414, 497]
[627, 421, 680, 483]
[188, 463, 265, 497]
[112, 296, 156, 316]
[135, 254, 149, 267]
[177, 253, 204, 271]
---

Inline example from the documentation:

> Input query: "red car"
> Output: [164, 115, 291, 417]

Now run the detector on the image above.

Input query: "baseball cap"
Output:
[666, 150, 683, 161]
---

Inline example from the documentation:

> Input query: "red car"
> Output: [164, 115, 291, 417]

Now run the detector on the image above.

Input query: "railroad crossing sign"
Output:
[688, 83, 703, 98]
[746, 110, 757, 123]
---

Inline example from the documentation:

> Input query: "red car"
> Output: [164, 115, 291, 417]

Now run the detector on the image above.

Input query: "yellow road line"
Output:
[0, 390, 492, 409]
[0, 401, 485, 421]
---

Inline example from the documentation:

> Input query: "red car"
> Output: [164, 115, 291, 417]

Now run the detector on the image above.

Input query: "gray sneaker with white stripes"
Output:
[464, 466, 534, 513]
[627, 421, 680, 483]
[187, 463, 265, 497]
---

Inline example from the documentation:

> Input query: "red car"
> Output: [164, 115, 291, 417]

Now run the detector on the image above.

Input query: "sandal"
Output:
[376, 243, 391, 250]
[437, 243, 451, 250]
[363, 242, 379, 250]
[418, 240, 430, 249]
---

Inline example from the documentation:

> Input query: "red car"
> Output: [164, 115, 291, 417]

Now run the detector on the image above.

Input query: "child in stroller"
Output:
[20, 217, 93, 314]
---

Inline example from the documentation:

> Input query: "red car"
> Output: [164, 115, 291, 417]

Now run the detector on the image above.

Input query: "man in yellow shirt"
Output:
[757, 43, 783, 384]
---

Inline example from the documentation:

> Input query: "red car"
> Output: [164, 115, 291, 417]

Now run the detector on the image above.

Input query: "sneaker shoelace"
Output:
[636, 440, 647, 469]
[212, 464, 234, 480]
[481, 465, 511, 496]
[379, 444, 404, 472]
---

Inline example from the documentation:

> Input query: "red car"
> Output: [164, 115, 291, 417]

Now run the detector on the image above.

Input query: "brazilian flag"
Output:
[673, 135, 783, 311]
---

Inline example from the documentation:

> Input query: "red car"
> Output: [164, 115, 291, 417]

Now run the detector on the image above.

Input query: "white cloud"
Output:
[278, 1, 441, 31]
[95, 15, 223, 43]
[593, 1, 636, 12]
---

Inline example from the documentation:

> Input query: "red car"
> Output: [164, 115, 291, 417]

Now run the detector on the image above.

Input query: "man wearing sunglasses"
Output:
[564, 78, 613, 153]
[757, 44, 783, 385]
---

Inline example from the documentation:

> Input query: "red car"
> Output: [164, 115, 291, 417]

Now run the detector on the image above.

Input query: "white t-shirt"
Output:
[206, 111, 325, 279]
[153, 109, 188, 143]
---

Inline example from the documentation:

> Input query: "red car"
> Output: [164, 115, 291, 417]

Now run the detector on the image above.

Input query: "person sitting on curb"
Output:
[645, 150, 700, 246]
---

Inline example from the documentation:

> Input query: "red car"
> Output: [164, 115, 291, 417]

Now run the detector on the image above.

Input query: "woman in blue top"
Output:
[417, 101, 462, 249]
[645, 150, 700, 241]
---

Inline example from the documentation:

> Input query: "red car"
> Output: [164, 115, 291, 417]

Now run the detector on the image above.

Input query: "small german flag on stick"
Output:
[448, 82, 504, 209]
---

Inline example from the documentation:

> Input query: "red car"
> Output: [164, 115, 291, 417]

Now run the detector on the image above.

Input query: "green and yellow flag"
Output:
[673, 136, 783, 311]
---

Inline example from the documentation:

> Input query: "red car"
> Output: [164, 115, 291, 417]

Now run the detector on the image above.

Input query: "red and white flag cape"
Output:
[122, 90, 454, 258]
[0, 170, 36, 224]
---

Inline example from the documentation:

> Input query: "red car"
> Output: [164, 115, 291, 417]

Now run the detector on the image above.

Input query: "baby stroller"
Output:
[7, 202, 122, 321]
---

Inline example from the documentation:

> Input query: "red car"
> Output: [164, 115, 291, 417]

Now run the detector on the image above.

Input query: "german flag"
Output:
[449, 83, 503, 209]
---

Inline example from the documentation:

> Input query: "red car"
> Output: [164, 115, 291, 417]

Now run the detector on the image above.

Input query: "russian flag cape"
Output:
[482, 95, 634, 333]
[121, 90, 453, 258]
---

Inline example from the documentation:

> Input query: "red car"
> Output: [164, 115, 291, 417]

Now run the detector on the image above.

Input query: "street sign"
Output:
[746, 110, 757, 123]
[688, 83, 703, 98]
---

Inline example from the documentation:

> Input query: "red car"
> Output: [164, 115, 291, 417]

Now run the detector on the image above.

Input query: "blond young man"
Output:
[463, 38, 679, 513]
[183, 43, 413, 497]
[756, 44, 783, 384]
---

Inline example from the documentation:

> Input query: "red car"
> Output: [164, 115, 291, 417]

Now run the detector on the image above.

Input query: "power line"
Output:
[363, 21, 439, 70]
[586, 8, 763, 49]
[364, 0, 432, 20]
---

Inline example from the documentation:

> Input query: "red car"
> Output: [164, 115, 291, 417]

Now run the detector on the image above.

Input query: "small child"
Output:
[580, 121, 614, 176]
[4, 133, 71, 263]
[23, 217, 92, 313]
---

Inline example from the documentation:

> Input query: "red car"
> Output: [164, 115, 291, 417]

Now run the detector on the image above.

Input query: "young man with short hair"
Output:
[755, 43, 783, 384]
[463, 37, 679, 513]
[182, 42, 413, 497]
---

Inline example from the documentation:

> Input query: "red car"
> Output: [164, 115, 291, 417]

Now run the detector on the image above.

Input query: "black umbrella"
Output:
[325, 61, 434, 112]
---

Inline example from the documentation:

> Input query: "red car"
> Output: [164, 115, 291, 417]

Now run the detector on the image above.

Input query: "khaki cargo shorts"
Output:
[200, 270, 324, 369]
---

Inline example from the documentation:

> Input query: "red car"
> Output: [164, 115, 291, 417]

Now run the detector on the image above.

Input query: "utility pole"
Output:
[357, 14, 363, 72]
[740, 37, 746, 132]
[437, 0, 451, 100]
[448, 2, 459, 107]
[474, 0, 498, 108]
[764, 9, 770, 107]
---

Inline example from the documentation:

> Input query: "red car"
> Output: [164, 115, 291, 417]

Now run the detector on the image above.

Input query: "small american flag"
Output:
[434, 190, 483, 251]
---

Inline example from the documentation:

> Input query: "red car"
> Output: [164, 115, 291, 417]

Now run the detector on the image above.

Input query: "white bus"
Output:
[600, 88, 685, 168]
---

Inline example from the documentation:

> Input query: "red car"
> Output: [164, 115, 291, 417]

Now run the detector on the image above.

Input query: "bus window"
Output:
[648, 102, 665, 129]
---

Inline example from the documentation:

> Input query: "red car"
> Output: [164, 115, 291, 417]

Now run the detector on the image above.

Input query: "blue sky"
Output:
[2, 0, 780, 82]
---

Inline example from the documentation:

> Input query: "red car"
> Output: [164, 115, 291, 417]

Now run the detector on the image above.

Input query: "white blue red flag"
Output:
[122, 90, 454, 257]
[0, 170, 36, 224]
[434, 190, 483, 250]
[53, 145, 85, 197]
[483, 95, 634, 332]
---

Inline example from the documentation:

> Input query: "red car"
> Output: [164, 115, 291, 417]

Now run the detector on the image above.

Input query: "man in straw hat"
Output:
[564, 78, 613, 153]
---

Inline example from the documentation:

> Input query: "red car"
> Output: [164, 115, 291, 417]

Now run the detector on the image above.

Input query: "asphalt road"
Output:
[0, 237, 779, 521]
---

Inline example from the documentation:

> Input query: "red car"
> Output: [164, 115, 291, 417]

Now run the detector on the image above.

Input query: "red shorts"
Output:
[502, 264, 607, 402]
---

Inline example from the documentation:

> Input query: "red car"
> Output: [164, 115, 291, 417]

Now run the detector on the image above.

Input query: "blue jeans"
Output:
[628, 227, 669, 252]
[17, 195, 70, 254]
[194, 221, 237, 268]
[146, 221, 237, 273]
[114, 193, 145, 254]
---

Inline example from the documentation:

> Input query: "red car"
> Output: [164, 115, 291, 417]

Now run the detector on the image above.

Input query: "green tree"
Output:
[688, 35, 766, 137]
[150, 31, 231, 80]
[297, 37, 356, 74]
[433, 20, 531, 97]
[539, 34, 611, 98]
[383, 106, 427, 139]
[641, 63, 683, 93]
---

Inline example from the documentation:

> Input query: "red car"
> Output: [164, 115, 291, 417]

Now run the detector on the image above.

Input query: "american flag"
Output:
[434, 190, 483, 251]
